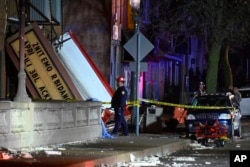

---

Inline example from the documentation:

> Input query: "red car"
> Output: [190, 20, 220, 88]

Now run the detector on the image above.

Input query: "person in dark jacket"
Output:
[191, 81, 206, 103]
[111, 76, 129, 136]
[195, 81, 207, 96]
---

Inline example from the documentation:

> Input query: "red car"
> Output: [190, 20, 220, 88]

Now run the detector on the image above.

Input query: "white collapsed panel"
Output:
[55, 32, 112, 104]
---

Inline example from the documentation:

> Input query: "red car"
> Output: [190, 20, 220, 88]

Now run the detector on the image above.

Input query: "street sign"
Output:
[123, 30, 154, 137]
[130, 62, 147, 72]
[123, 31, 154, 61]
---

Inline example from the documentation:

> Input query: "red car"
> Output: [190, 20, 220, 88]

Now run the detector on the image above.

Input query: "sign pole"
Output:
[124, 0, 154, 136]
[135, 27, 140, 136]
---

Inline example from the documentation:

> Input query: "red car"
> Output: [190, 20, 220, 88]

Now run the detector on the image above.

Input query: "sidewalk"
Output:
[0, 133, 191, 167]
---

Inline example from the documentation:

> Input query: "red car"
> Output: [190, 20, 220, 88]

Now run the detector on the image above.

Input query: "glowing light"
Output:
[130, 0, 141, 10]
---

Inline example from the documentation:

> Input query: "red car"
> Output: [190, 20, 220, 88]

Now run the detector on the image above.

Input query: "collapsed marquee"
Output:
[6, 23, 114, 104]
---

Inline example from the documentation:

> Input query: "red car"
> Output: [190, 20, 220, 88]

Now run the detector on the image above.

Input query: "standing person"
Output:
[111, 76, 129, 136]
[227, 85, 235, 94]
[233, 87, 242, 107]
[195, 81, 207, 96]
[191, 81, 206, 103]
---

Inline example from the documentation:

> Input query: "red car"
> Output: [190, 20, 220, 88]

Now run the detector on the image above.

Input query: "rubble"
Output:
[0, 147, 34, 160]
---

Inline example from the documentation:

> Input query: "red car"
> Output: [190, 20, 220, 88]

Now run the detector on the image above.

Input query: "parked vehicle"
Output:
[185, 93, 241, 138]
[238, 86, 250, 116]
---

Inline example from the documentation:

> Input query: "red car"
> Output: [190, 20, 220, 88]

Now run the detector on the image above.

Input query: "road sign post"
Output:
[124, 30, 154, 136]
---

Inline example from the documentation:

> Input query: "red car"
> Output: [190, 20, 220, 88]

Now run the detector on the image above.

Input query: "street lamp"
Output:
[130, 0, 141, 30]
[130, 0, 141, 136]
[130, 0, 141, 10]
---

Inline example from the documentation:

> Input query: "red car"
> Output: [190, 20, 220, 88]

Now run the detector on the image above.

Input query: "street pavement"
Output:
[160, 135, 250, 167]
[0, 133, 191, 167]
[0, 116, 249, 167]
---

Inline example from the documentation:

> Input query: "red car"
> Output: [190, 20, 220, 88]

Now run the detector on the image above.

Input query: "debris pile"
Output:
[0, 147, 34, 160]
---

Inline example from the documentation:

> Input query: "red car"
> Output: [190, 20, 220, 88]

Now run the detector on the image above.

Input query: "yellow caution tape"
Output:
[102, 101, 111, 104]
[101, 101, 139, 107]
[102, 98, 235, 110]
[139, 98, 235, 110]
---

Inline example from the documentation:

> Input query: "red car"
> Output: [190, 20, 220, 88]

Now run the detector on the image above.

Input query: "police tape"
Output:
[102, 101, 140, 107]
[102, 98, 235, 110]
[139, 98, 235, 110]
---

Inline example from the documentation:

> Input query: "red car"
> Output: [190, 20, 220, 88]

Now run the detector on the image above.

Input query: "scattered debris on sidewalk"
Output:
[0, 147, 34, 160]
[98, 154, 163, 167]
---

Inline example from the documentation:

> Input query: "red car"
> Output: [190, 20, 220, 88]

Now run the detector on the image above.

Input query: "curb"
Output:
[80, 139, 191, 166]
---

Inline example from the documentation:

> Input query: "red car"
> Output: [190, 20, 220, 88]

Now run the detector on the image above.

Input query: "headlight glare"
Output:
[186, 114, 196, 120]
[218, 113, 231, 119]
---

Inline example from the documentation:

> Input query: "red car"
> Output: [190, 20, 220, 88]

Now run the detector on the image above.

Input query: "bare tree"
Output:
[151, 0, 250, 93]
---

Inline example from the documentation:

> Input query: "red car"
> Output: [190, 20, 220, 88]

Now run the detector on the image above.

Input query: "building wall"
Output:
[63, 0, 112, 81]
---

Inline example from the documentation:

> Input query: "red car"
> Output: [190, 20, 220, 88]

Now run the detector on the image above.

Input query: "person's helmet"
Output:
[116, 76, 125, 83]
